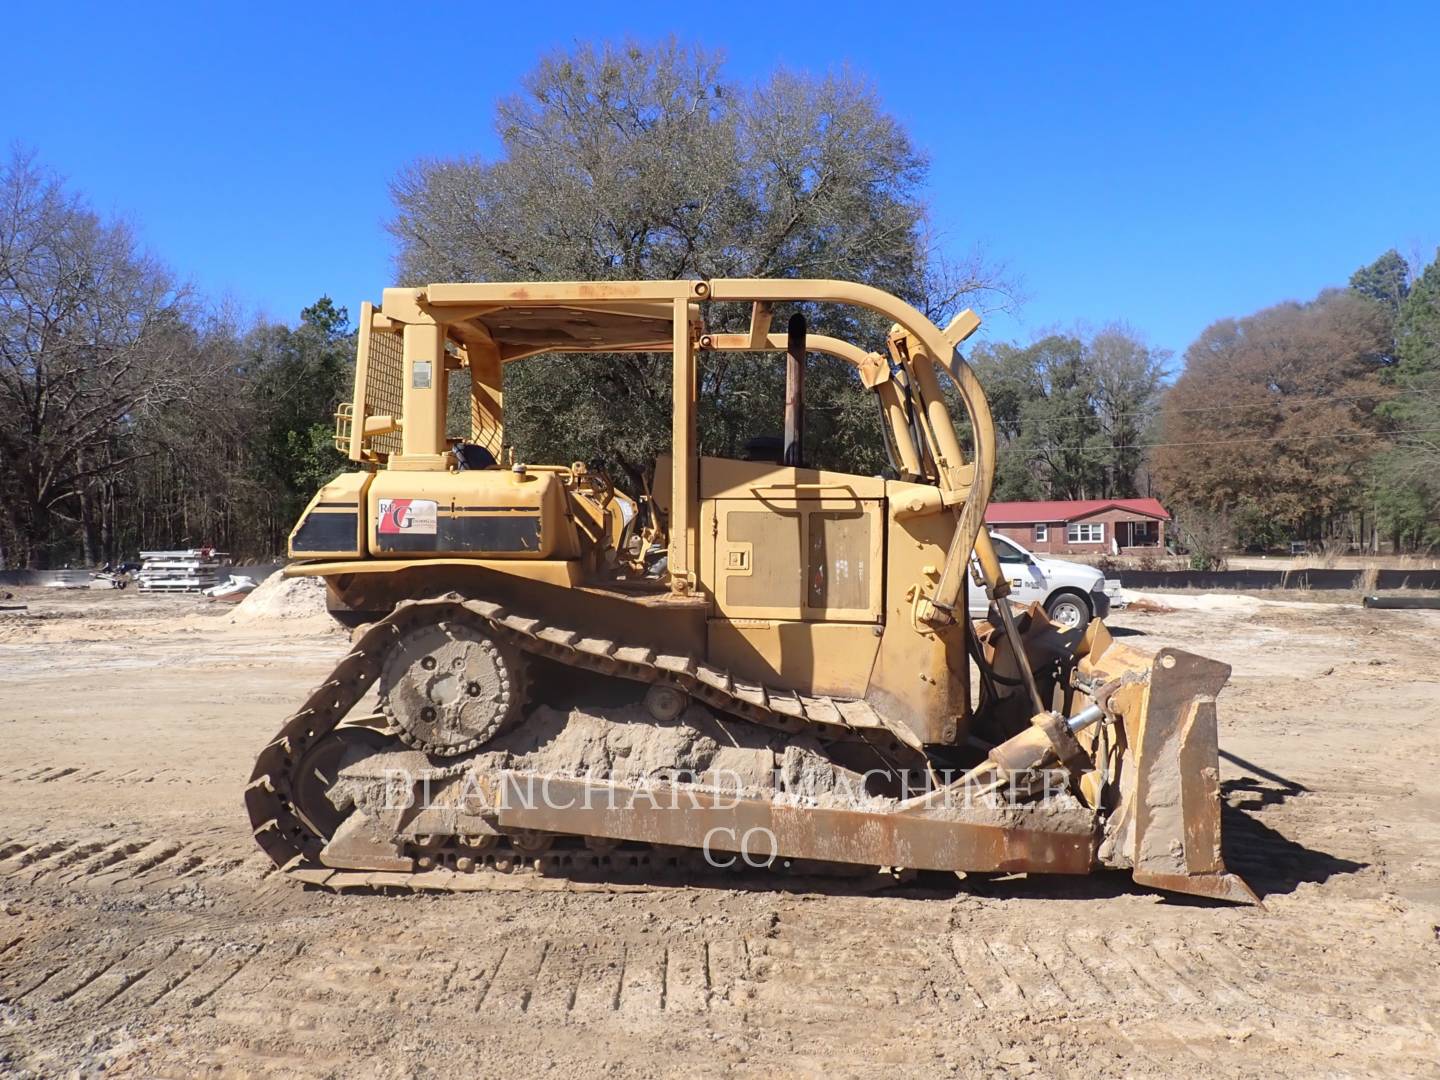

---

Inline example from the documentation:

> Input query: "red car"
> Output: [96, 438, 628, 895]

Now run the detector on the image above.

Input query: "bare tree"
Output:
[1170, 505, 1232, 571]
[1089, 324, 1170, 497]
[0, 150, 214, 567]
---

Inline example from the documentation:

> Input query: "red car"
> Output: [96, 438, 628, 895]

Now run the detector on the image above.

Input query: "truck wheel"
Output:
[1045, 590, 1091, 630]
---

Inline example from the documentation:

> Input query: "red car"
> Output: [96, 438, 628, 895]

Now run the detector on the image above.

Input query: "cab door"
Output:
[696, 460, 886, 697]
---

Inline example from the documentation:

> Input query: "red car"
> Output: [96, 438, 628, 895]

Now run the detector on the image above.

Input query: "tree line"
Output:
[1154, 249, 1440, 553]
[0, 149, 351, 568]
[3, 40, 1437, 569]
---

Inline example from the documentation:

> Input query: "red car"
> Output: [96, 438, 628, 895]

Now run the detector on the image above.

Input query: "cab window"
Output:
[991, 535, 1027, 562]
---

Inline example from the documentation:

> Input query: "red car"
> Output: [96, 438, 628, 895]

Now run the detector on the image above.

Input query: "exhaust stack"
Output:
[784, 313, 806, 467]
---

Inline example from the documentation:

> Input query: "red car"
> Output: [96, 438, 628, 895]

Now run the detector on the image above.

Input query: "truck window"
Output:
[991, 535, 1026, 562]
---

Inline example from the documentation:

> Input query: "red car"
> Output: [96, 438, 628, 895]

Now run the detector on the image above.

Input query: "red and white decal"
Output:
[377, 498, 438, 535]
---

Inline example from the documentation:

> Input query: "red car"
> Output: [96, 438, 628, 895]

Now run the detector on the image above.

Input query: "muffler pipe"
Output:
[784, 313, 806, 467]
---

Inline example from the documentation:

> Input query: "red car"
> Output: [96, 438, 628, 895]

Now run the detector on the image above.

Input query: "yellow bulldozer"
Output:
[247, 279, 1256, 904]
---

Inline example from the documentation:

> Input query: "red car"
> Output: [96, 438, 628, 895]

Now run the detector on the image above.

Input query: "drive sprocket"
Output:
[379, 618, 523, 756]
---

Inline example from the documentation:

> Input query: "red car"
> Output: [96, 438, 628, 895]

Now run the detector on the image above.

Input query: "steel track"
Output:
[245, 594, 915, 891]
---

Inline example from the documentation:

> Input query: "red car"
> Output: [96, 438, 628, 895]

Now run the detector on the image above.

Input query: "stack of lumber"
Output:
[40, 570, 92, 589]
[137, 550, 229, 592]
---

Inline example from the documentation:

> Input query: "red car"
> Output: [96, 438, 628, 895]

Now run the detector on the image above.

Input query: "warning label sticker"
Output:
[377, 498, 438, 535]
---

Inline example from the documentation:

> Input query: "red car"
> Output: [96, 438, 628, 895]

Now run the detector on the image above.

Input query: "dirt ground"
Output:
[1, 585, 1438, 1079]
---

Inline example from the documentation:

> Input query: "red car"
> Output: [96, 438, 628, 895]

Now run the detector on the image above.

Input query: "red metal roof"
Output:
[984, 498, 1170, 524]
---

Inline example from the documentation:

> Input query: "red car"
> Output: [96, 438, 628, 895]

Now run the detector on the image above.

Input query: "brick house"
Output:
[984, 498, 1170, 556]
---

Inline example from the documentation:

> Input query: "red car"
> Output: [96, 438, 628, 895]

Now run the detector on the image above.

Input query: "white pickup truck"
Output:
[968, 531, 1125, 629]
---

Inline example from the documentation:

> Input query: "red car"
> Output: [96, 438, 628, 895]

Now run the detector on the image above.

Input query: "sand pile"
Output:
[228, 569, 333, 628]
[1123, 590, 1337, 615]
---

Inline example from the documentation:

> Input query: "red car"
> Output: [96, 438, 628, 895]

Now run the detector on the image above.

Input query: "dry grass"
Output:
[1230, 553, 1439, 571]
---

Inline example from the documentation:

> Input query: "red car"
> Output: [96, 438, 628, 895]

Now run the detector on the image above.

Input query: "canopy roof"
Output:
[393, 282, 695, 363]
[445, 300, 676, 360]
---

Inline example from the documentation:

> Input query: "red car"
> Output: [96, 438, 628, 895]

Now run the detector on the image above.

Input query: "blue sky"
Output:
[5, 1, 1436, 359]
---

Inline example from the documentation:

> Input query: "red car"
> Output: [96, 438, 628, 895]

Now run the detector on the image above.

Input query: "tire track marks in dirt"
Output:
[4, 885, 1436, 1080]
[173, 944, 265, 1009]
[567, 941, 625, 1018]
[0, 826, 257, 899]
[0, 837, 72, 872]
[115, 941, 222, 1008]
[0, 935, 260, 1015]
[0, 929, 761, 1077]
[0, 764, 201, 785]
[67, 940, 182, 1010]
[617, 942, 666, 1015]
[25, 950, 130, 1007]
[936, 917, 1440, 1074]
[410, 937, 728, 1019]
[481, 940, 550, 1012]
[945, 925, 1354, 1017]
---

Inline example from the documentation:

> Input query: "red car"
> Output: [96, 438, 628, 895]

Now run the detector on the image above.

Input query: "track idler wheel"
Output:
[290, 726, 391, 840]
[380, 619, 524, 756]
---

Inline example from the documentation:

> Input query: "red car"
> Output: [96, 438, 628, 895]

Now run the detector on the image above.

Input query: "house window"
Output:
[1033, 524, 1048, 543]
[1067, 522, 1105, 544]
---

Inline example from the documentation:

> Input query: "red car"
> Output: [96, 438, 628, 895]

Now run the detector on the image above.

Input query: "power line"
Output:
[1146, 386, 1434, 415]
[977, 385, 1440, 431]
[997, 426, 1440, 458]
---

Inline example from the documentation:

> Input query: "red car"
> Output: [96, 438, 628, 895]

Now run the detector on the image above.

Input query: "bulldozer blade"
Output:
[1131, 868, 1260, 905]
[1116, 646, 1259, 905]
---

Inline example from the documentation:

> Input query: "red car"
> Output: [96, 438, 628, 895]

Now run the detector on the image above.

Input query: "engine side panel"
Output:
[365, 469, 577, 560]
[288, 472, 374, 559]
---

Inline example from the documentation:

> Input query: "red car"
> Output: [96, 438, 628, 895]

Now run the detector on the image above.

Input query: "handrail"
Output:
[706, 279, 1001, 624]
